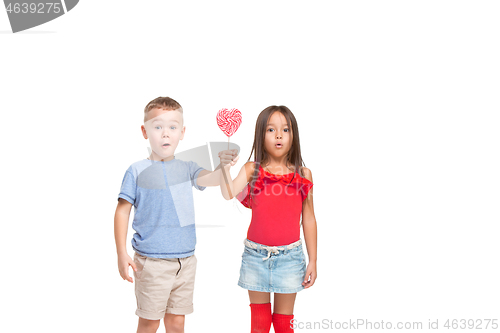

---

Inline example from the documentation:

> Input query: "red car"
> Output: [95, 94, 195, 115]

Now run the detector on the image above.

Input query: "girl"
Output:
[218, 105, 317, 333]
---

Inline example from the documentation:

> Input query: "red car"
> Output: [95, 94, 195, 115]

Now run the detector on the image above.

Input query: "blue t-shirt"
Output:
[118, 158, 206, 258]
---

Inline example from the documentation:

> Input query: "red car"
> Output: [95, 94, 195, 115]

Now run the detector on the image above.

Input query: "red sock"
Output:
[272, 313, 295, 332]
[250, 303, 272, 333]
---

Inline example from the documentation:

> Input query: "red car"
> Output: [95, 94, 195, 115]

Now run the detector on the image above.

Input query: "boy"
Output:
[114, 97, 237, 333]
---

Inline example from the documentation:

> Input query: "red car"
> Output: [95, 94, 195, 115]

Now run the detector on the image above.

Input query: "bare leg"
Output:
[249, 291, 272, 332]
[137, 317, 160, 333]
[273, 293, 296, 315]
[249, 290, 271, 304]
[164, 313, 185, 333]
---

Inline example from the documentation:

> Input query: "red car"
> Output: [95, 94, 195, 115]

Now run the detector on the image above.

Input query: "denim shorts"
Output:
[238, 238, 307, 293]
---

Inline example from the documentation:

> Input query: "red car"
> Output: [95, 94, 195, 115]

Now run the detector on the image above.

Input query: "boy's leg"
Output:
[164, 313, 185, 333]
[134, 253, 178, 324]
[166, 255, 197, 315]
[137, 317, 160, 333]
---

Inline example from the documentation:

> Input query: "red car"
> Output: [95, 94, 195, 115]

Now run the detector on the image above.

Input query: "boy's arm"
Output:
[196, 166, 223, 187]
[196, 149, 239, 187]
[114, 198, 136, 282]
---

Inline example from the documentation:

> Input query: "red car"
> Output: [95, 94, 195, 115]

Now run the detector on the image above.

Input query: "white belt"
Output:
[244, 239, 302, 261]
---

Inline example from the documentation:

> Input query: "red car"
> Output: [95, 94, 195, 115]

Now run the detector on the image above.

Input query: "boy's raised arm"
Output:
[196, 167, 222, 187]
[196, 149, 239, 187]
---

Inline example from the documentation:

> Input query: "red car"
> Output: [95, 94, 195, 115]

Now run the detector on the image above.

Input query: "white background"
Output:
[1, 1, 499, 332]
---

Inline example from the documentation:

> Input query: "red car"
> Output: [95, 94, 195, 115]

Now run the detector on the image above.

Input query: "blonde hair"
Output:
[144, 97, 183, 122]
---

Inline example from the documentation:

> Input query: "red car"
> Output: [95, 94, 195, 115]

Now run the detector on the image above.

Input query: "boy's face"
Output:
[141, 108, 185, 161]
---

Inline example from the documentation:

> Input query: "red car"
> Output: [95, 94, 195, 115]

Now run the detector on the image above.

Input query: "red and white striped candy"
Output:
[216, 108, 242, 137]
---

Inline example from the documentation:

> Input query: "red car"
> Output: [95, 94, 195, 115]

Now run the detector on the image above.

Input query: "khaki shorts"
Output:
[133, 252, 197, 320]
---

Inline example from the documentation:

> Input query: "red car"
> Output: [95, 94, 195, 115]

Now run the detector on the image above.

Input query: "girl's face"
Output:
[264, 111, 293, 159]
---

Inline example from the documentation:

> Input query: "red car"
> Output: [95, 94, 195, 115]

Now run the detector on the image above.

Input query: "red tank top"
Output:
[236, 163, 313, 246]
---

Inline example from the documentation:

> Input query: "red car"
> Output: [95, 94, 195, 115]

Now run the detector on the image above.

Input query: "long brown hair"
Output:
[247, 105, 306, 198]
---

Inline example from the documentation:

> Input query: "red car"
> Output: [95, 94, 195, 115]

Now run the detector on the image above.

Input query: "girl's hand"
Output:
[302, 262, 317, 289]
[218, 149, 239, 168]
[118, 253, 137, 283]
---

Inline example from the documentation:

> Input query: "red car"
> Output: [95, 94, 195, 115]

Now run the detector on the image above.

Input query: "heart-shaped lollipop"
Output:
[217, 108, 242, 137]
[217, 108, 242, 197]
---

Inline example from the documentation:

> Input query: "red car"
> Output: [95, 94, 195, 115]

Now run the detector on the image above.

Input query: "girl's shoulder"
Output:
[244, 161, 257, 173]
[243, 161, 258, 183]
[298, 166, 313, 182]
